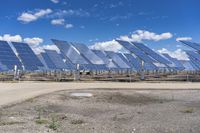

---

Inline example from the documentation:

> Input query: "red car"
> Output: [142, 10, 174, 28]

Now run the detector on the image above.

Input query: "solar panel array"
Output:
[116, 40, 156, 64]
[52, 39, 89, 65]
[116, 40, 160, 70]
[131, 42, 172, 65]
[3, 39, 200, 72]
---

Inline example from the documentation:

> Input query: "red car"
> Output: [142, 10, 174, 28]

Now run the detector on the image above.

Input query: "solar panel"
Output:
[185, 51, 200, 62]
[92, 50, 118, 69]
[40, 52, 57, 70]
[124, 53, 158, 71]
[188, 56, 200, 70]
[72, 43, 105, 65]
[116, 40, 156, 63]
[185, 51, 200, 70]
[180, 41, 200, 51]
[105, 51, 130, 69]
[37, 54, 49, 70]
[79, 64, 96, 70]
[45, 49, 73, 70]
[0, 61, 8, 71]
[188, 58, 200, 71]
[180, 60, 195, 71]
[131, 42, 172, 65]
[95, 64, 108, 70]
[11, 42, 43, 71]
[162, 54, 185, 70]
[116, 53, 136, 69]
[123, 53, 141, 71]
[0, 41, 22, 70]
[52, 39, 89, 65]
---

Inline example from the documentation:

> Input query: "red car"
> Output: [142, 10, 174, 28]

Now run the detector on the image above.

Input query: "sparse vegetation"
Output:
[181, 108, 194, 113]
[71, 119, 84, 125]
[35, 119, 48, 125]
[49, 115, 60, 130]
[35, 106, 45, 120]
[26, 98, 34, 103]
[0, 121, 25, 126]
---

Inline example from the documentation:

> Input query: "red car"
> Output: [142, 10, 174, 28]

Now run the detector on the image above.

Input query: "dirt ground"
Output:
[0, 89, 200, 133]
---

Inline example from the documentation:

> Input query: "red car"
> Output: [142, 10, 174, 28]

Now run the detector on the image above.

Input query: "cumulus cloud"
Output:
[42, 45, 60, 53]
[89, 40, 124, 52]
[50, 0, 59, 3]
[158, 48, 189, 60]
[65, 23, 74, 29]
[51, 19, 65, 25]
[176, 37, 192, 42]
[50, 19, 74, 29]
[119, 30, 173, 42]
[90, 30, 173, 52]
[0, 34, 22, 42]
[24, 37, 43, 46]
[33, 44, 60, 54]
[17, 9, 53, 23]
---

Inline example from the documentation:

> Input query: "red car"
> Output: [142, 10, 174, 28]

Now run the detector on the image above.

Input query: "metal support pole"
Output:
[140, 61, 145, 80]
[74, 64, 80, 81]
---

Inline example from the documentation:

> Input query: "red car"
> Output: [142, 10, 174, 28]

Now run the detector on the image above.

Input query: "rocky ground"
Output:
[0, 89, 200, 133]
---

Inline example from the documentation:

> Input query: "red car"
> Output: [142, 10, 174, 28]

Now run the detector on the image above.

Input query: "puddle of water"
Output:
[70, 93, 93, 97]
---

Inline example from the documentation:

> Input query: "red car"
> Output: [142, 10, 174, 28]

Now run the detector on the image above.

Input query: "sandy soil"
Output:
[0, 89, 200, 133]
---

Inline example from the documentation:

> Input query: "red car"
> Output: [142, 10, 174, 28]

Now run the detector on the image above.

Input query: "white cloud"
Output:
[51, 19, 65, 25]
[17, 13, 37, 23]
[176, 37, 192, 42]
[33, 44, 60, 54]
[158, 48, 189, 60]
[42, 45, 60, 53]
[50, 9, 90, 18]
[50, 0, 59, 3]
[18, 9, 53, 23]
[65, 23, 74, 29]
[51, 19, 74, 29]
[119, 30, 173, 42]
[89, 40, 124, 52]
[24, 37, 43, 46]
[90, 30, 173, 53]
[0, 34, 22, 42]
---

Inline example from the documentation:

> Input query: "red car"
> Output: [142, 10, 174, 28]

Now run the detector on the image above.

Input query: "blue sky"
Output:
[0, 0, 199, 55]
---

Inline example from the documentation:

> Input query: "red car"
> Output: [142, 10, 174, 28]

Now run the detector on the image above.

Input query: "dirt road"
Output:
[0, 82, 200, 107]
